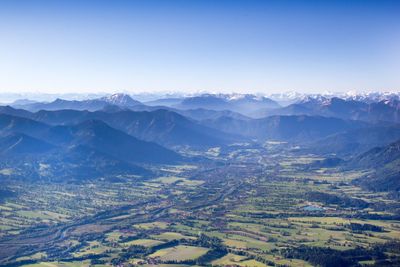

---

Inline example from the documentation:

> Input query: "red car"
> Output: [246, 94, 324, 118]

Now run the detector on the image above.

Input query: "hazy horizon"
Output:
[1, 89, 400, 105]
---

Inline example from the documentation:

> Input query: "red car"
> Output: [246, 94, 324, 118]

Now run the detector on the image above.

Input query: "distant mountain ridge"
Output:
[8, 92, 400, 123]
[260, 97, 400, 123]
[266, 91, 400, 105]
[173, 93, 280, 116]
[12, 93, 143, 112]
[144, 93, 400, 123]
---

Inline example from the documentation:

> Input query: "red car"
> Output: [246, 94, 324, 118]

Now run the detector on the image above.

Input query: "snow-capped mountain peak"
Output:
[101, 93, 142, 106]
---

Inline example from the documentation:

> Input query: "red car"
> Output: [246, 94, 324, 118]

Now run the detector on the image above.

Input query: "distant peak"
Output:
[101, 93, 141, 106]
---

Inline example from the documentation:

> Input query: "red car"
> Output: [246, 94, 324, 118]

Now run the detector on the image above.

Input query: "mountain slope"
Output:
[29, 109, 239, 148]
[0, 113, 184, 165]
[48, 145, 151, 180]
[177, 108, 250, 121]
[350, 140, 400, 191]
[0, 133, 55, 154]
[306, 126, 400, 156]
[69, 120, 182, 164]
[0, 120, 182, 181]
[349, 140, 400, 169]
[100, 109, 239, 147]
[0, 113, 49, 137]
[0, 106, 33, 118]
[0, 113, 184, 180]
[0, 108, 369, 147]
[203, 115, 367, 142]
[145, 97, 184, 107]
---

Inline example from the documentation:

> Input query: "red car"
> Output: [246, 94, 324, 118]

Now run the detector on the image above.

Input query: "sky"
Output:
[0, 0, 399, 94]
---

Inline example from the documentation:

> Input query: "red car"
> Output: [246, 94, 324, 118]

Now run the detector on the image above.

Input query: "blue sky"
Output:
[0, 0, 399, 93]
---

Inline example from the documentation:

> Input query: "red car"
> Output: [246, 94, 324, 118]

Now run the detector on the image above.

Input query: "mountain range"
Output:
[8, 92, 400, 124]
[1, 92, 400, 189]
[257, 97, 400, 123]
[0, 113, 183, 180]
[12, 93, 143, 112]
[0, 105, 375, 146]
[1, 108, 239, 148]
[172, 94, 280, 116]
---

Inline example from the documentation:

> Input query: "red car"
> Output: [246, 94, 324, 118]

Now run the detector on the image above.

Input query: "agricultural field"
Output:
[0, 143, 400, 266]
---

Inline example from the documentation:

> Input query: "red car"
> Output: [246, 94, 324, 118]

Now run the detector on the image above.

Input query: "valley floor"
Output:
[1, 143, 400, 267]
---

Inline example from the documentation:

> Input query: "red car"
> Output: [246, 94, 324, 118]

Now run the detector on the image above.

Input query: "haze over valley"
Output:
[1, 0, 400, 266]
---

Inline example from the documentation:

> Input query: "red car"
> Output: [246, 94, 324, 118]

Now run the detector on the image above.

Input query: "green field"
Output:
[149, 245, 209, 261]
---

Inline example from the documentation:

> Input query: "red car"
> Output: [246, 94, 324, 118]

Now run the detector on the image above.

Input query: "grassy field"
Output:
[149, 245, 209, 262]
